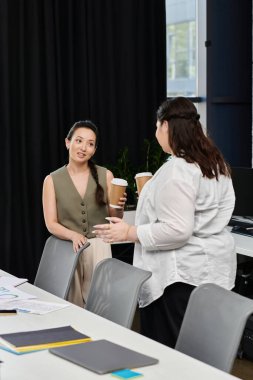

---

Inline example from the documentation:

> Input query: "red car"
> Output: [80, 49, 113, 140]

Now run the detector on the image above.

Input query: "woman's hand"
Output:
[70, 231, 87, 253]
[93, 217, 130, 243]
[117, 192, 127, 209]
[108, 193, 127, 218]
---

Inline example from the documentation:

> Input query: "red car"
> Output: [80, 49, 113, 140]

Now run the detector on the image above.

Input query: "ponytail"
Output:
[88, 160, 106, 206]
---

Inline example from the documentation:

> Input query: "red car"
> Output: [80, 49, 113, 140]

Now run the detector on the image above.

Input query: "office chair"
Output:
[85, 258, 152, 329]
[34, 235, 90, 300]
[175, 283, 253, 373]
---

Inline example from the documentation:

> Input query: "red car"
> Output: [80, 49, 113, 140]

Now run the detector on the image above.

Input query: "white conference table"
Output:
[0, 272, 240, 380]
[231, 230, 253, 258]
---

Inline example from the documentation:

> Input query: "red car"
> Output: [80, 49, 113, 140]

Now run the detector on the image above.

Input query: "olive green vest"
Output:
[51, 165, 108, 238]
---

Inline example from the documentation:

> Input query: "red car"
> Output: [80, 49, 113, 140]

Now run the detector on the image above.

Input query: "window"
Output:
[166, 0, 196, 97]
[166, 0, 207, 127]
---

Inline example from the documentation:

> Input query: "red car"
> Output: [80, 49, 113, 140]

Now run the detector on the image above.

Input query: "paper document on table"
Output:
[0, 285, 36, 303]
[0, 299, 70, 314]
[0, 276, 28, 287]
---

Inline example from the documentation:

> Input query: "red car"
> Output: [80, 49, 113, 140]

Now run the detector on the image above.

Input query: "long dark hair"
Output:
[157, 97, 230, 179]
[67, 120, 106, 206]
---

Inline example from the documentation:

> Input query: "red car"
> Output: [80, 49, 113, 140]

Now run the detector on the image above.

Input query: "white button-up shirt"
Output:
[134, 156, 236, 307]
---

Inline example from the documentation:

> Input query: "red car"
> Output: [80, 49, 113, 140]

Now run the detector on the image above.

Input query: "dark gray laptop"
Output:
[50, 339, 158, 374]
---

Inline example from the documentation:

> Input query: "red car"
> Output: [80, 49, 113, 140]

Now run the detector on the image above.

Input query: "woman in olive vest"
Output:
[42, 120, 126, 307]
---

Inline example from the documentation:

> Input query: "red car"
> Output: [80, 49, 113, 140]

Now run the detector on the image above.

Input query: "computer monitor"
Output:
[231, 167, 253, 217]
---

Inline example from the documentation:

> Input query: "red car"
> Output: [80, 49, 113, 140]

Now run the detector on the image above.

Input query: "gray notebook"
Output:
[49, 339, 158, 374]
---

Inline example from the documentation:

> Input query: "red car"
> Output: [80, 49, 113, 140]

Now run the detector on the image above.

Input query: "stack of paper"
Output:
[0, 326, 91, 354]
[0, 286, 70, 315]
[0, 277, 35, 312]
[0, 285, 36, 303]
[0, 276, 28, 287]
[0, 299, 70, 315]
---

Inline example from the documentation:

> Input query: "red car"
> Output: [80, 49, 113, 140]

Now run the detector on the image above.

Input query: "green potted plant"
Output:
[106, 147, 137, 209]
[140, 138, 168, 174]
[106, 139, 168, 210]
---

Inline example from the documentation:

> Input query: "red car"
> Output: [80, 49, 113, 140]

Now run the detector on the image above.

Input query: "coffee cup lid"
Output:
[111, 178, 128, 186]
[135, 172, 152, 178]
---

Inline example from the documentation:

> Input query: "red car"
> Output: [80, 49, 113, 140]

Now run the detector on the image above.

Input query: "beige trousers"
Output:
[67, 238, 111, 308]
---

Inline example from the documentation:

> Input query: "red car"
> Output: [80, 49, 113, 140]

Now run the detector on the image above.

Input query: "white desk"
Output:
[231, 231, 253, 258]
[0, 274, 239, 380]
[224, 226, 253, 258]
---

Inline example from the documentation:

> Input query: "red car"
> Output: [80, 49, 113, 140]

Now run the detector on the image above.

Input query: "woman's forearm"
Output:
[126, 225, 139, 242]
[45, 221, 78, 241]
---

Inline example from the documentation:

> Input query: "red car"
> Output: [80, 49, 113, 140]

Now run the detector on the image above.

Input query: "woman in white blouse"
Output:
[93, 97, 236, 348]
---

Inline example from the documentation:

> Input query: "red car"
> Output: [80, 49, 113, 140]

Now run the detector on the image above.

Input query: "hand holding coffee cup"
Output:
[109, 178, 128, 208]
[135, 172, 152, 195]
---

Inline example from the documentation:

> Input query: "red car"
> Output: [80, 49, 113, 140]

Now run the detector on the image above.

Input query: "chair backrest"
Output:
[85, 258, 152, 329]
[175, 283, 253, 373]
[34, 236, 90, 299]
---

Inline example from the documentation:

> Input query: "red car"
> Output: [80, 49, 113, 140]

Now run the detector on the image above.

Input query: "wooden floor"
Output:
[131, 309, 253, 379]
[232, 358, 253, 380]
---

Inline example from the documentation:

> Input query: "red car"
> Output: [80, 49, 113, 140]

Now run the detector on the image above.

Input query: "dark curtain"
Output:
[0, 0, 166, 280]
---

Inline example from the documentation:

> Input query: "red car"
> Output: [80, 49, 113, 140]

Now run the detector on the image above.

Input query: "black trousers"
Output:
[140, 282, 195, 348]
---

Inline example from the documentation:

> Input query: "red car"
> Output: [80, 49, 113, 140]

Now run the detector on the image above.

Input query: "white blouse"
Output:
[134, 156, 236, 308]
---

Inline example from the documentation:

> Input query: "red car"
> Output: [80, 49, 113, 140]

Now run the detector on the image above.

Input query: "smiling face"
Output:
[65, 127, 97, 164]
[155, 119, 172, 153]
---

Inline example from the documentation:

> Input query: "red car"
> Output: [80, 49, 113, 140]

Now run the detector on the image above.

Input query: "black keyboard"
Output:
[229, 218, 253, 228]
[231, 226, 253, 237]
[229, 217, 253, 237]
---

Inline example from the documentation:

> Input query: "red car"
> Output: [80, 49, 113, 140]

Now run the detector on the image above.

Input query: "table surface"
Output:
[227, 227, 253, 258]
[0, 271, 240, 380]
